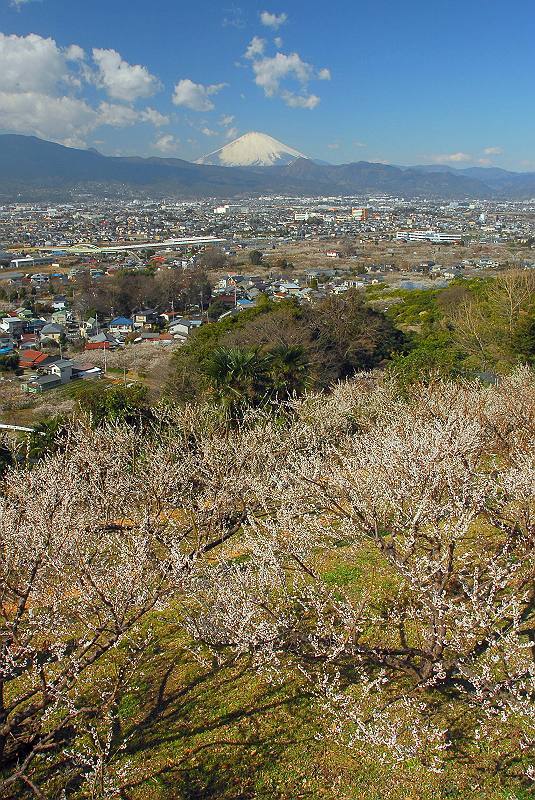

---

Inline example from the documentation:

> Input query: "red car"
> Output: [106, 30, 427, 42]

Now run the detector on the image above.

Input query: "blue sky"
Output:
[0, 0, 534, 169]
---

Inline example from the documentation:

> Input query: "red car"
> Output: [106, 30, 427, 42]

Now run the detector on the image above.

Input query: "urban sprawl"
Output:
[1, 194, 534, 406]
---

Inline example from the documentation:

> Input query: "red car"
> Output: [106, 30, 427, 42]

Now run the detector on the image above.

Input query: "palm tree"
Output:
[268, 344, 310, 400]
[202, 346, 272, 415]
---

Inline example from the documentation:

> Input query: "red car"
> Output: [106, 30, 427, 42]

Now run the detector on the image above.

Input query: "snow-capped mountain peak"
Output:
[195, 131, 307, 167]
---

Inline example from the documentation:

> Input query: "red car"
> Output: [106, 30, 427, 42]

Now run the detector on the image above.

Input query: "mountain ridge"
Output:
[1, 133, 534, 201]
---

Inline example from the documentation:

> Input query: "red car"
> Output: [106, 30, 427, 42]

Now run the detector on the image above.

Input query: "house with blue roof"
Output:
[109, 316, 134, 335]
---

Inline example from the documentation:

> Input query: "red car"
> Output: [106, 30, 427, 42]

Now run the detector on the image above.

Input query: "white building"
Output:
[395, 230, 463, 244]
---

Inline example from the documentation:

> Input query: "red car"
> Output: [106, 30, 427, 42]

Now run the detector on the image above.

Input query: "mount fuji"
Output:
[196, 131, 307, 167]
[2, 133, 535, 200]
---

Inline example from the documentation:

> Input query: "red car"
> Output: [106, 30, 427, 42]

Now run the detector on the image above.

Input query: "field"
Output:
[0, 343, 179, 428]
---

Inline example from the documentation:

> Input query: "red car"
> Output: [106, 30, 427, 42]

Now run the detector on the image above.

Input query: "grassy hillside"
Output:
[1, 371, 534, 799]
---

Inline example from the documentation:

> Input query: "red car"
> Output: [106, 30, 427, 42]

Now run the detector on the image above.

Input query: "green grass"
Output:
[322, 564, 361, 587]
[18, 600, 534, 800]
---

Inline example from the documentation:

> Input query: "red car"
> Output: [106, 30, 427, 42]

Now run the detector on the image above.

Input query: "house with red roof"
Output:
[19, 350, 51, 370]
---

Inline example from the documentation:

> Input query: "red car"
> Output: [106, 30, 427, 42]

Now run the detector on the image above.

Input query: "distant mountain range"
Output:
[1, 133, 535, 201]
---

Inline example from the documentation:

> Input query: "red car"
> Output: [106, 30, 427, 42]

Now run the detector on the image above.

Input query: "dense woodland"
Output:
[166, 271, 535, 411]
[1, 271, 534, 799]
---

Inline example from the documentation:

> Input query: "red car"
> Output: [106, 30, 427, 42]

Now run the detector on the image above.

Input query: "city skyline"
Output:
[0, 0, 534, 170]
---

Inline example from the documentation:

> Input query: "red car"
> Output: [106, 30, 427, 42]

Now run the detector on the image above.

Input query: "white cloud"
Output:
[249, 50, 325, 109]
[154, 134, 180, 155]
[96, 103, 167, 128]
[430, 152, 472, 164]
[97, 102, 140, 127]
[201, 126, 218, 137]
[281, 90, 320, 109]
[274, 36, 283, 49]
[353, 140, 366, 148]
[141, 107, 169, 126]
[0, 33, 168, 147]
[172, 79, 226, 111]
[483, 146, 503, 156]
[218, 115, 238, 138]
[9, 0, 39, 8]
[222, 7, 246, 29]
[318, 68, 331, 80]
[260, 10, 288, 29]
[0, 32, 72, 93]
[244, 36, 266, 60]
[0, 90, 98, 146]
[327, 142, 340, 150]
[0, 33, 94, 145]
[92, 48, 160, 102]
[252, 52, 314, 97]
[65, 44, 85, 62]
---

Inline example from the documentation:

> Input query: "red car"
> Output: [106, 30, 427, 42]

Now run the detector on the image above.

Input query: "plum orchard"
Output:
[0, 370, 534, 797]
[188, 369, 535, 779]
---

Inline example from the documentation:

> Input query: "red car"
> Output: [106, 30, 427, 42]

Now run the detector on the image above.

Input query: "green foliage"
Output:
[249, 249, 263, 266]
[511, 310, 535, 365]
[76, 382, 150, 425]
[199, 343, 312, 417]
[168, 292, 404, 409]
[388, 332, 465, 387]
[24, 415, 68, 462]
[0, 443, 14, 478]
[202, 346, 273, 416]
[385, 287, 443, 330]
[167, 304, 273, 403]
[268, 344, 310, 398]
[207, 297, 231, 321]
[323, 564, 361, 587]
[0, 352, 19, 372]
[381, 274, 535, 377]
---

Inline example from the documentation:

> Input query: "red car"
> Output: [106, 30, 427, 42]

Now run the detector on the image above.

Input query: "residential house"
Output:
[72, 363, 103, 380]
[23, 374, 62, 393]
[40, 323, 64, 343]
[51, 309, 72, 325]
[0, 334, 15, 352]
[52, 296, 68, 310]
[168, 318, 203, 339]
[19, 350, 51, 371]
[278, 282, 301, 296]
[159, 310, 182, 324]
[133, 309, 159, 329]
[79, 317, 98, 339]
[443, 267, 464, 280]
[109, 316, 134, 336]
[19, 333, 39, 350]
[132, 331, 174, 345]
[0, 317, 25, 337]
[85, 332, 118, 351]
[45, 359, 74, 384]
[15, 308, 34, 320]
[343, 279, 367, 289]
